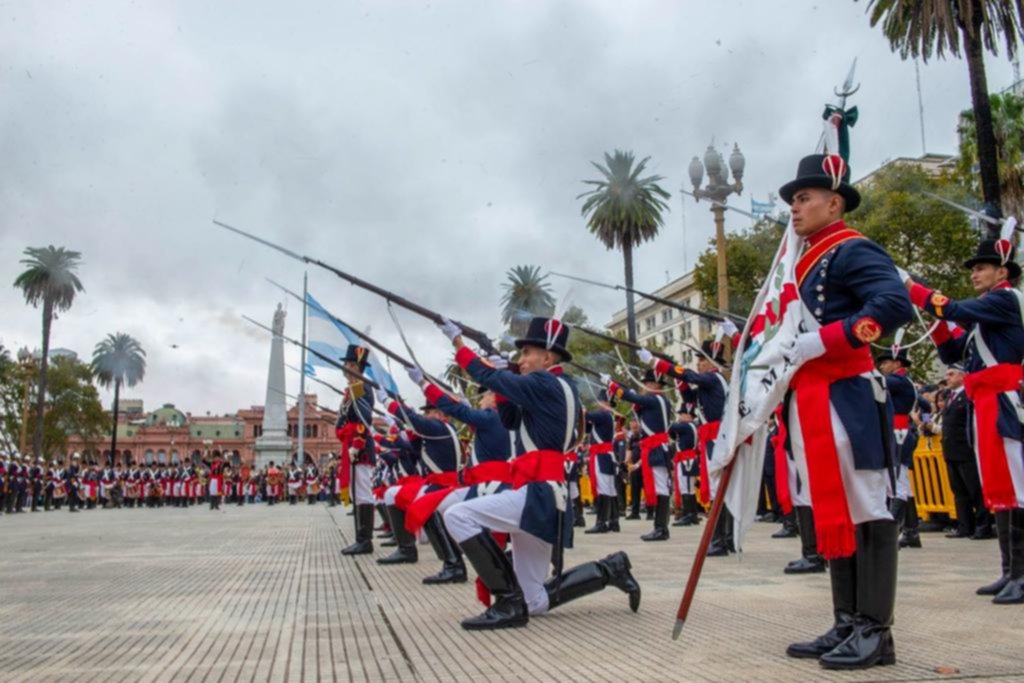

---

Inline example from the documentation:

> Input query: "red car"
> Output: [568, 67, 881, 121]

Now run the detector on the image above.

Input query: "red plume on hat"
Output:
[996, 216, 1018, 267]
[822, 154, 847, 192]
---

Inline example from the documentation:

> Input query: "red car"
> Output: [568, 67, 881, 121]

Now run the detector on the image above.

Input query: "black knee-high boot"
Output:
[458, 532, 528, 630]
[707, 506, 732, 556]
[545, 551, 641, 612]
[820, 521, 898, 670]
[979, 510, 1012, 594]
[422, 513, 466, 584]
[785, 505, 826, 574]
[898, 496, 921, 548]
[585, 495, 610, 534]
[993, 508, 1024, 604]
[787, 553, 856, 658]
[608, 496, 621, 532]
[377, 505, 418, 564]
[340, 504, 374, 555]
[641, 496, 670, 541]
[573, 496, 586, 528]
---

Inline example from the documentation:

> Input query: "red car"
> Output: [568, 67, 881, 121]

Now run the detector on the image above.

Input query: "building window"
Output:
[170, 450, 179, 464]
[253, 425, 263, 438]
[663, 329, 674, 345]
[661, 309, 673, 324]
[231, 451, 241, 467]
[313, 425, 318, 438]
[144, 450, 154, 465]
[683, 350, 693, 364]
[635, 323, 642, 337]
[645, 316, 656, 331]
[700, 318, 712, 336]
[157, 450, 167, 464]
[215, 430, 221, 437]
[682, 321, 693, 340]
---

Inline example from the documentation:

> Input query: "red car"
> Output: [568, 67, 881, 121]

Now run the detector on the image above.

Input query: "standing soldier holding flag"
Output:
[338, 344, 377, 556]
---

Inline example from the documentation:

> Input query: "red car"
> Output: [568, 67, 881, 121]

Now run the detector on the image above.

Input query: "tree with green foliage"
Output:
[865, 0, 1024, 233]
[500, 265, 555, 337]
[694, 215, 787, 319]
[22, 356, 108, 458]
[579, 150, 671, 347]
[13, 245, 85, 459]
[958, 91, 1024, 219]
[0, 345, 22, 454]
[91, 333, 147, 465]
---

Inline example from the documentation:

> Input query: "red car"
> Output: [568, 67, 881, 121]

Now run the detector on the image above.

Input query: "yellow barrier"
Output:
[911, 437, 957, 521]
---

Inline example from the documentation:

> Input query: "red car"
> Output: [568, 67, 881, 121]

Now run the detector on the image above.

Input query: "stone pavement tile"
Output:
[1, 505, 1021, 683]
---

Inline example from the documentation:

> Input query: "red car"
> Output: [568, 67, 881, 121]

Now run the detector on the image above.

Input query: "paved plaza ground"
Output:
[1, 503, 1021, 683]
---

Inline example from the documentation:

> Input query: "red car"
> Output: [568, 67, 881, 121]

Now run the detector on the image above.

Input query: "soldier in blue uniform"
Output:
[338, 344, 378, 557]
[376, 390, 462, 566]
[640, 341, 733, 555]
[669, 409, 700, 527]
[905, 234, 1024, 604]
[605, 370, 673, 541]
[876, 347, 922, 549]
[775, 153, 912, 669]
[404, 368, 514, 584]
[440, 316, 640, 630]
[584, 390, 621, 534]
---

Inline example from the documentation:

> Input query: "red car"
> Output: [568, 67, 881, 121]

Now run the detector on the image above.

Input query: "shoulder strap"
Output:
[796, 229, 865, 286]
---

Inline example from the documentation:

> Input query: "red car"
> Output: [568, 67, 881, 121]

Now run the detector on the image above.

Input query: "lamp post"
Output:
[688, 142, 745, 318]
[16, 347, 35, 456]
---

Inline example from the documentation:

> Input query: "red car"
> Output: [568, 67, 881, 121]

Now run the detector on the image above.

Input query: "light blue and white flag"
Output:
[306, 292, 400, 394]
[751, 197, 776, 219]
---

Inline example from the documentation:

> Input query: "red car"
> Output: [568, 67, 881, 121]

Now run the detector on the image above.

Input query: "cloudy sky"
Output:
[1, 0, 1017, 416]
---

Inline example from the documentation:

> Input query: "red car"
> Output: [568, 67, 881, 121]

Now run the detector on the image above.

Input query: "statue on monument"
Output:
[273, 303, 286, 336]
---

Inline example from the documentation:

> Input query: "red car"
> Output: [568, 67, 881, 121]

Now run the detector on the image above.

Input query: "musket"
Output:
[242, 315, 390, 395]
[550, 270, 741, 323]
[565, 359, 604, 379]
[672, 458, 736, 640]
[266, 278, 456, 393]
[919, 191, 1023, 231]
[678, 189, 789, 232]
[216, 220, 499, 354]
[568, 324, 675, 363]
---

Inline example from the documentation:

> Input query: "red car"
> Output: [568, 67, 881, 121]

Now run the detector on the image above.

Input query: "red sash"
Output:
[510, 450, 566, 489]
[587, 442, 613, 498]
[791, 347, 874, 559]
[462, 460, 512, 486]
[772, 405, 792, 515]
[697, 421, 721, 503]
[404, 472, 460, 533]
[394, 475, 426, 510]
[964, 363, 1023, 511]
[672, 448, 697, 507]
[639, 433, 669, 507]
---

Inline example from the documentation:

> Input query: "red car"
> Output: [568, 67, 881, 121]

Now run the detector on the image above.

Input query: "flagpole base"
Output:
[672, 618, 685, 641]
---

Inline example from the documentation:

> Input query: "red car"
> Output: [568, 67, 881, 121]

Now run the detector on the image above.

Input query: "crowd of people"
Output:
[0, 452, 346, 513]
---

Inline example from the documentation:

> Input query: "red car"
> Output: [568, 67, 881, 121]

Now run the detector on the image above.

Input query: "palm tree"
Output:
[865, 0, 1024, 236]
[959, 91, 1024, 219]
[578, 150, 671, 345]
[500, 265, 555, 337]
[13, 246, 84, 459]
[91, 333, 146, 466]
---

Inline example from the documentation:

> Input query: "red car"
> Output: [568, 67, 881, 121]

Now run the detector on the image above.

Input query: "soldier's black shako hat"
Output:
[875, 347, 911, 368]
[963, 239, 1021, 280]
[700, 339, 726, 365]
[779, 153, 861, 212]
[515, 316, 572, 362]
[642, 369, 668, 385]
[342, 344, 370, 371]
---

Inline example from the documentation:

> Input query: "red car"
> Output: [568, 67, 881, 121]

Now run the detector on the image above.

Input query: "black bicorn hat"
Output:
[699, 339, 727, 366]
[514, 316, 572, 362]
[779, 153, 861, 212]
[875, 346, 911, 368]
[642, 368, 668, 386]
[963, 239, 1021, 280]
[342, 344, 370, 371]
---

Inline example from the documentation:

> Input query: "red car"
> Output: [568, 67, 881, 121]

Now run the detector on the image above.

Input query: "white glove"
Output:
[599, 373, 611, 385]
[373, 387, 389, 405]
[486, 353, 509, 370]
[895, 266, 912, 285]
[438, 317, 463, 342]
[637, 348, 653, 365]
[719, 319, 739, 337]
[406, 366, 425, 385]
[380, 412, 397, 427]
[785, 331, 827, 367]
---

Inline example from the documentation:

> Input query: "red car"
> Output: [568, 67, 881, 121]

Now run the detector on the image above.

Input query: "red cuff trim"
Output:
[909, 283, 932, 309]
[930, 322, 953, 346]
[494, 393, 508, 405]
[423, 383, 444, 406]
[387, 400, 400, 416]
[455, 345, 478, 371]
[653, 358, 671, 374]
[820, 320, 856, 353]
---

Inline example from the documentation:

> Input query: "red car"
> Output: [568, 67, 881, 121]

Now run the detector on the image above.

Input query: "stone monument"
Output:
[253, 303, 293, 469]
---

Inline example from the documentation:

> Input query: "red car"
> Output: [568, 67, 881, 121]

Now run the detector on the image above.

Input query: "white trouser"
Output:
[674, 463, 695, 495]
[596, 470, 617, 496]
[972, 414, 1024, 507]
[383, 483, 427, 507]
[445, 487, 553, 616]
[209, 479, 219, 496]
[353, 464, 373, 505]
[889, 465, 911, 501]
[569, 481, 579, 500]
[652, 465, 669, 497]
[787, 394, 891, 524]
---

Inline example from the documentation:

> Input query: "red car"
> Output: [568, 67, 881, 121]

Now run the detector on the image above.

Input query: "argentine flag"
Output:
[306, 292, 399, 394]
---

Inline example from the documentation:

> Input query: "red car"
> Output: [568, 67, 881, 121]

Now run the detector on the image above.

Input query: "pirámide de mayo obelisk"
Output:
[254, 303, 293, 469]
